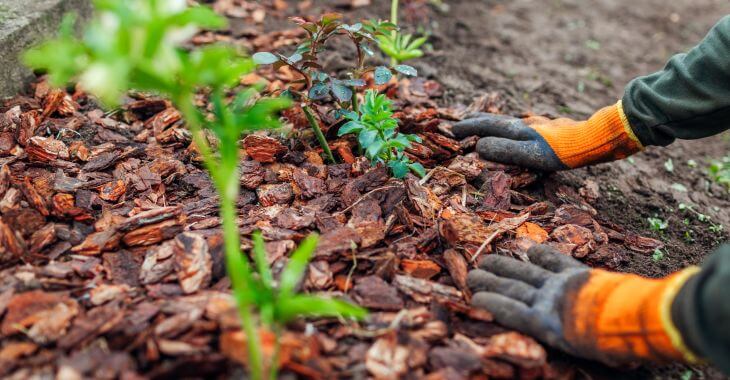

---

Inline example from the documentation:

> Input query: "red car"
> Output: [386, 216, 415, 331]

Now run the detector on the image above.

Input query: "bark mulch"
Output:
[0, 1, 666, 379]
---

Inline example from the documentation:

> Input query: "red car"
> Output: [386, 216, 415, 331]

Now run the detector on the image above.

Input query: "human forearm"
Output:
[623, 16, 730, 146]
[671, 245, 730, 374]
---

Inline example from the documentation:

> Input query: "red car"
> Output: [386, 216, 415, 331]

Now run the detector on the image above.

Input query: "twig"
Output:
[344, 249, 357, 294]
[470, 231, 500, 264]
[303, 105, 336, 164]
[418, 167, 436, 185]
[337, 185, 402, 214]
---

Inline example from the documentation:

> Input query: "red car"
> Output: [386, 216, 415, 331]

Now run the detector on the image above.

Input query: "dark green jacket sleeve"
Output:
[671, 244, 730, 374]
[622, 16, 730, 146]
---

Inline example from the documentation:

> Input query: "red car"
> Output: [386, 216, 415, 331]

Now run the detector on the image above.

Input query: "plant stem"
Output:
[268, 326, 283, 380]
[351, 90, 359, 115]
[303, 104, 336, 164]
[391, 0, 399, 30]
[175, 92, 264, 380]
[221, 195, 264, 380]
[390, 0, 400, 66]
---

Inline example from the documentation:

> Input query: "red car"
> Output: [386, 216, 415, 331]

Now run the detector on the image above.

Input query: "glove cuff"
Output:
[563, 267, 702, 365]
[530, 101, 644, 168]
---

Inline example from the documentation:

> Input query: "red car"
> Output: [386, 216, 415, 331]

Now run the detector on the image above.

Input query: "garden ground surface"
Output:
[1, 0, 729, 379]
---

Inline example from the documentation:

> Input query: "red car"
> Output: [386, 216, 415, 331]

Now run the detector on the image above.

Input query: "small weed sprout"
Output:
[253, 13, 419, 165]
[678, 203, 724, 236]
[244, 233, 367, 378]
[24, 1, 365, 379]
[377, 0, 429, 65]
[708, 156, 730, 190]
[647, 216, 668, 233]
[652, 248, 666, 262]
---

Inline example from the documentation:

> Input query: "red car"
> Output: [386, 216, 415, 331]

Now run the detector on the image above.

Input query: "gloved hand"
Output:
[453, 101, 643, 171]
[468, 245, 701, 366]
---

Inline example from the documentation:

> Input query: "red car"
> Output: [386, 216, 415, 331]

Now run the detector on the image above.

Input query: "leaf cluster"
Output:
[252, 13, 418, 104]
[647, 216, 668, 233]
[232, 233, 367, 328]
[376, 30, 428, 64]
[338, 90, 424, 178]
[708, 156, 730, 189]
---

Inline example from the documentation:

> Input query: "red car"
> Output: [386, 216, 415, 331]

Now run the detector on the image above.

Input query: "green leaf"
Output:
[406, 134, 422, 143]
[276, 295, 367, 323]
[340, 79, 366, 87]
[388, 160, 409, 178]
[320, 12, 343, 26]
[288, 53, 303, 63]
[333, 109, 356, 120]
[374, 66, 393, 85]
[251, 231, 273, 290]
[279, 234, 319, 297]
[330, 81, 353, 103]
[390, 134, 414, 149]
[312, 71, 329, 82]
[341, 23, 362, 33]
[253, 52, 279, 65]
[365, 139, 385, 159]
[361, 44, 375, 56]
[408, 162, 426, 178]
[169, 6, 227, 29]
[338, 121, 363, 136]
[358, 129, 378, 148]
[408, 35, 429, 50]
[394, 64, 418, 76]
[309, 82, 329, 100]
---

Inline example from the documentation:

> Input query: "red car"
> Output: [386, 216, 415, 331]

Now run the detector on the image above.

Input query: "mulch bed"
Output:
[0, 1, 666, 379]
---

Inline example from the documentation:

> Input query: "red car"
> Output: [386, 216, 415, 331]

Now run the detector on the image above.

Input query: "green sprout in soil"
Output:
[244, 233, 367, 379]
[678, 203, 724, 236]
[708, 155, 730, 190]
[252, 13, 419, 170]
[24, 1, 365, 379]
[647, 216, 668, 234]
[652, 248, 666, 262]
[376, 0, 429, 65]
[338, 89, 425, 178]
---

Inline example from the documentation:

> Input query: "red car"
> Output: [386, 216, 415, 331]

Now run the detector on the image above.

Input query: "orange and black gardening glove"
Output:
[452, 101, 643, 171]
[468, 245, 701, 366]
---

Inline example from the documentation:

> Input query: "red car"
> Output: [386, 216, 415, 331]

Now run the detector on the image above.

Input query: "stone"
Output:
[0, 0, 92, 98]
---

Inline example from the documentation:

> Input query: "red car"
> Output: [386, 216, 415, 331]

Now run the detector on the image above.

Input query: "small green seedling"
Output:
[664, 158, 674, 173]
[681, 369, 694, 380]
[647, 216, 668, 233]
[234, 232, 366, 378]
[24, 1, 364, 379]
[652, 248, 666, 262]
[678, 203, 724, 236]
[378, 0, 429, 65]
[338, 90, 425, 178]
[708, 156, 730, 189]
[376, 28, 428, 64]
[253, 13, 418, 165]
[378, 32, 428, 64]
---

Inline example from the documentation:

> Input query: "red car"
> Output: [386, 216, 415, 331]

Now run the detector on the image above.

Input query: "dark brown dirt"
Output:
[297, 0, 730, 378]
